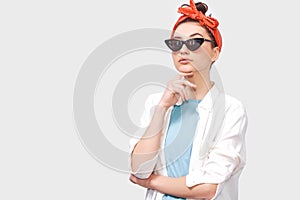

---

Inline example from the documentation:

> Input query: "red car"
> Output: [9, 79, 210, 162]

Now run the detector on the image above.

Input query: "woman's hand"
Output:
[158, 72, 196, 109]
[129, 174, 157, 189]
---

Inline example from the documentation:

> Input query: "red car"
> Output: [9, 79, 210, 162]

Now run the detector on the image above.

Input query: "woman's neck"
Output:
[184, 71, 213, 100]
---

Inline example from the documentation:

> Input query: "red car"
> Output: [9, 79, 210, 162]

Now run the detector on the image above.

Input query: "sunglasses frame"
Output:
[164, 38, 215, 52]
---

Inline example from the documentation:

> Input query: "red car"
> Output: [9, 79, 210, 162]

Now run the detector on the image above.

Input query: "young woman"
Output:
[130, 1, 247, 199]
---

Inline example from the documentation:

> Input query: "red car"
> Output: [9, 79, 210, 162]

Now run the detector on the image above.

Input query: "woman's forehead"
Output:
[174, 22, 209, 38]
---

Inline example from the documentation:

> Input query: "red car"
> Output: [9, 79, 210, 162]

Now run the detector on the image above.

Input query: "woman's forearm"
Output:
[131, 105, 167, 172]
[150, 175, 217, 199]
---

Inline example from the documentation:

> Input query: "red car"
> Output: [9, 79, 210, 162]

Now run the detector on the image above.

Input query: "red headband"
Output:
[172, 0, 222, 51]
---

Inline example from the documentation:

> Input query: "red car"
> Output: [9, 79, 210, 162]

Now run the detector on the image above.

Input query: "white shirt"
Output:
[129, 84, 248, 200]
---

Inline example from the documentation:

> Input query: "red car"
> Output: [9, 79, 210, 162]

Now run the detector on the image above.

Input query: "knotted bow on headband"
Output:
[172, 0, 222, 51]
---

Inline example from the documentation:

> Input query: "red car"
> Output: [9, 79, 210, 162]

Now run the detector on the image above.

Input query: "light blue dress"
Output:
[162, 99, 201, 200]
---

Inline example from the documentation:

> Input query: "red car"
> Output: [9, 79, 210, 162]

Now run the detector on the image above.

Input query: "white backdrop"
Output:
[1, 0, 300, 199]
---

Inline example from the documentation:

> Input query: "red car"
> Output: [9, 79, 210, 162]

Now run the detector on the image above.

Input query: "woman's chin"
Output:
[176, 66, 195, 74]
[177, 64, 210, 74]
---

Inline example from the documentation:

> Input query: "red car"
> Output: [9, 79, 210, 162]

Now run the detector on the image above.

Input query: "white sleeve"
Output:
[128, 93, 161, 179]
[186, 103, 248, 196]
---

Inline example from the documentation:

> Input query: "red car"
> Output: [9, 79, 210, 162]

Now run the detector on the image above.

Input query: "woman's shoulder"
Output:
[223, 93, 247, 115]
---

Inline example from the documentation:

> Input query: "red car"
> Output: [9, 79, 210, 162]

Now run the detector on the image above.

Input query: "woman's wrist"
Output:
[157, 102, 170, 111]
[149, 174, 160, 190]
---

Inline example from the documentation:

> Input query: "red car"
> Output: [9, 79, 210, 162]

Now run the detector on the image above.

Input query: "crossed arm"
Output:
[130, 174, 217, 199]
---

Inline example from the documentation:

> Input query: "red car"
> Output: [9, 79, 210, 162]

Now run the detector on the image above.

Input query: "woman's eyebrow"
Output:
[190, 33, 204, 37]
[173, 33, 203, 39]
[173, 36, 182, 39]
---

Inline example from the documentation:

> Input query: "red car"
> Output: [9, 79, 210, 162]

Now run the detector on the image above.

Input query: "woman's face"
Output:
[171, 21, 219, 74]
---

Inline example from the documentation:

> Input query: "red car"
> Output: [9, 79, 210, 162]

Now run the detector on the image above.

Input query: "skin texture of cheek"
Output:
[190, 48, 212, 72]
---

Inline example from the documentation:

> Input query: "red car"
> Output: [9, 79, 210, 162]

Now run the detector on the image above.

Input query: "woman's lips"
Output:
[178, 58, 192, 64]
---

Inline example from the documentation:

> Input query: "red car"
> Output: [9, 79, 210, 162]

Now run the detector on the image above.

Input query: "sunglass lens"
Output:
[165, 39, 182, 51]
[186, 38, 204, 51]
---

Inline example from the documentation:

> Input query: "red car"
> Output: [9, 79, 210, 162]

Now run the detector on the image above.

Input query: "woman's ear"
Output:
[211, 47, 220, 62]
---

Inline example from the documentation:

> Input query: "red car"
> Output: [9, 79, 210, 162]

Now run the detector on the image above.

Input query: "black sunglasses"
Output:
[164, 38, 215, 51]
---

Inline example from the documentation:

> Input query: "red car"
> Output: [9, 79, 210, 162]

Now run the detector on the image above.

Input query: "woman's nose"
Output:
[179, 43, 189, 55]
